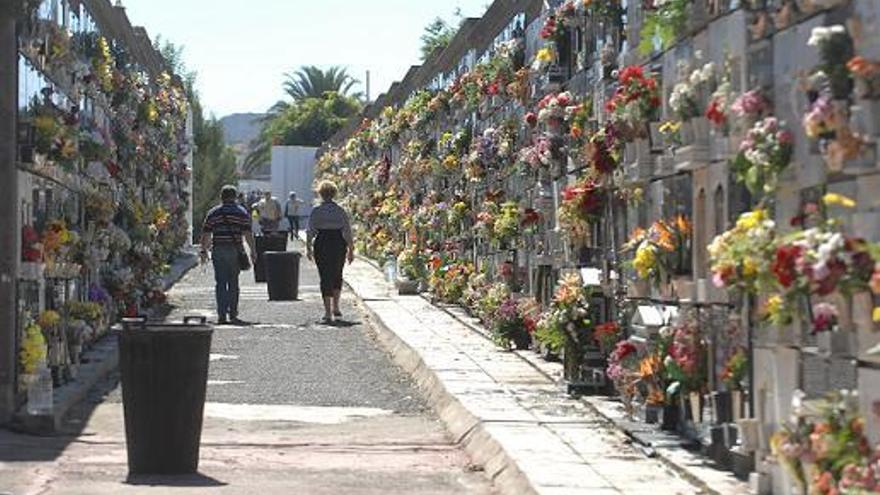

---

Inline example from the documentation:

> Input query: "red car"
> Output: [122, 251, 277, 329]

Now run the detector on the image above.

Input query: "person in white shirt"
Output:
[256, 191, 283, 233]
[284, 192, 304, 241]
[307, 180, 354, 323]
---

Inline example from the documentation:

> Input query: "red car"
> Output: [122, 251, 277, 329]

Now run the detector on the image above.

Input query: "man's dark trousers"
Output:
[212, 244, 241, 319]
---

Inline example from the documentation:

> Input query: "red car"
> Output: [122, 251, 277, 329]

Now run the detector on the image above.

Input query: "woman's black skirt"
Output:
[314, 229, 347, 297]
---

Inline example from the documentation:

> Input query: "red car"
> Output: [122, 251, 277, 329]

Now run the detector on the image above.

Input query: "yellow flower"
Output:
[873, 307, 880, 323]
[633, 243, 657, 279]
[764, 295, 786, 322]
[536, 48, 554, 63]
[658, 121, 681, 134]
[736, 208, 766, 230]
[822, 193, 856, 208]
[743, 258, 758, 278]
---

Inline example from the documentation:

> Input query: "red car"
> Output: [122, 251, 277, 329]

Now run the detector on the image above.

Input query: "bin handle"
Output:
[183, 315, 208, 326]
[121, 316, 147, 330]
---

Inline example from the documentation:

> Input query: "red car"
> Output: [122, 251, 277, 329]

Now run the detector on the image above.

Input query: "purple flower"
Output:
[88, 284, 111, 304]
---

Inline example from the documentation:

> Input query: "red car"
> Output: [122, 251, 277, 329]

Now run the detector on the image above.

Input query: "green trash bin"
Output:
[118, 316, 213, 475]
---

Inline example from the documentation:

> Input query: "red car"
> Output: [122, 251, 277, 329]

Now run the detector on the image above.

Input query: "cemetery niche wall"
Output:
[319, 1, 880, 493]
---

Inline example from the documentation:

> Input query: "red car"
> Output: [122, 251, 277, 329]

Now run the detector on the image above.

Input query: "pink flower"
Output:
[812, 302, 838, 334]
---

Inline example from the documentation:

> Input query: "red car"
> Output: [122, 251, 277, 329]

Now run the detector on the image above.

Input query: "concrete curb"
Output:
[352, 290, 540, 495]
[10, 251, 199, 434]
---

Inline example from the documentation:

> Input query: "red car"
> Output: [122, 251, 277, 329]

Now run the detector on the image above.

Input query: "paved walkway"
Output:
[0, 241, 493, 495]
[344, 259, 749, 495]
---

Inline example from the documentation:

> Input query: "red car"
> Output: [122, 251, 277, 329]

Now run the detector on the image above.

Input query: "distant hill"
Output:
[219, 113, 265, 146]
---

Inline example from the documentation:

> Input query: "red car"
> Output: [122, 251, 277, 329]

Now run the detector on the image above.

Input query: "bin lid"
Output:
[116, 316, 214, 333]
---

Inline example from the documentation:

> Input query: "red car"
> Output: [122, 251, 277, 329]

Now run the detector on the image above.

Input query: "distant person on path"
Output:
[307, 180, 354, 323]
[200, 185, 257, 325]
[285, 192, 304, 241]
[256, 191, 283, 233]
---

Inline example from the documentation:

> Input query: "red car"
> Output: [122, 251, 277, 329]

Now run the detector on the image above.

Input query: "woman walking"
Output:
[307, 180, 354, 323]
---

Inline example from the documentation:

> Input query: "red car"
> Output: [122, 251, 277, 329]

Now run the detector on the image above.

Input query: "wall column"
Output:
[0, 3, 20, 423]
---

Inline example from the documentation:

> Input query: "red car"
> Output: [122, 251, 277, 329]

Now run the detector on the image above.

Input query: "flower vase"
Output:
[661, 403, 680, 431]
[644, 405, 661, 424]
[737, 418, 760, 452]
[731, 390, 744, 422]
[689, 392, 702, 424]
[397, 277, 420, 295]
[711, 391, 732, 425]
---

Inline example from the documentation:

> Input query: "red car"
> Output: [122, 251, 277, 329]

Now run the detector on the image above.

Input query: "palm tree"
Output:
[284, 66, 362, 102]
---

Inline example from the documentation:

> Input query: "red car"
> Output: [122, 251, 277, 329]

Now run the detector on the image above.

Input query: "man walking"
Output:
[256, 191, 283, 233]
[284, 191, 304, 241]
[200, 185, 257, 325]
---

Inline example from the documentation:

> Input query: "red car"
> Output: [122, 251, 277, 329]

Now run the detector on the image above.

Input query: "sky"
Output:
[123, 0, 492, 118]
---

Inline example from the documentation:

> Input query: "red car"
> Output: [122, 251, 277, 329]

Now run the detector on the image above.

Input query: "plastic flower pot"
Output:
[731, 390, 744, 422]
[396, 278, 420, 295]
[661, 403, 680, 431]
[737, 418, 760, 452]
[689, 392, 703, 424]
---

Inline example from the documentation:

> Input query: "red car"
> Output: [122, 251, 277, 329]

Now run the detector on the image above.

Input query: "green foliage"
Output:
[154, 39, 238, 240]
[639, 0, 689, 55]
[420, 9, 462, 61]
[244, 67, 364, 174]
[280, 66, 362, 103]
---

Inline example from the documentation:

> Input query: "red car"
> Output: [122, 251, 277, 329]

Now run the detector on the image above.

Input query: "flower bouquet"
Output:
[771, 390, 878, 494]
[492, 296, 532, 350]
[558, 177, 603, 244]
[606, 66, 661, 141]
[708, 208, 778, 293]
[730, 117, 793, 197]
[535, 273, 591, 355]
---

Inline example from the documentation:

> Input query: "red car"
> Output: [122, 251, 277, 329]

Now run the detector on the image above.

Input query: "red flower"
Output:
[521, 208, 541, 227]
[524, 112, 538, 127]
[772, 244, 803, 288]
[705, 99, 726, 127]
[619, 65, 644, 85]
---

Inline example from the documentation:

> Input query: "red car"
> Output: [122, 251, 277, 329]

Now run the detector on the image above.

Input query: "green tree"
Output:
[419, 9, 462, 61]
[155, 39, 239, 239]
[244, 68, 363, 175]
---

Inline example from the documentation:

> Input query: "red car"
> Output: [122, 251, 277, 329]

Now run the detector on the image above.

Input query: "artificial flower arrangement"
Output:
[607, 339, 642, 410]
[20, 317, 47, 376]
[663, 315, 707, 398]
[807, 25, 854, 100]
[493, 201, 522, 248]
[491, 296, 532, 350]
[593, 321, 622, 352]
[584, 123, 622, 174]
[730, 116, 794, 197]
[478, 282, 511, 325]
[606, 66, 661, 141]
[802, 25, 869, 172]
[708, 208, 778, 293]
[625, 216, 692, 287]
[31, 95, 79, 170]
[766, 195, 876, 334]
[669, 58, 716, 122]
[428, 255, 474, 305]
[537, 91, 576, 128]
[848, 56, 880, 99]
[397, 245, 427, 281]
[22, 225, 42, 263]
[771, 390, 879, 494]
[535, 273, 591, 354]
[558, 177, 604, 244]
[721, 348, 748, 392]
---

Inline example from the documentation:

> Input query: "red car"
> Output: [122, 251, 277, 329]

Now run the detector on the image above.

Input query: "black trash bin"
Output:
[118, 316, 213, 476]
[254, 234, 287, 283]
[265, 251, 301, 301]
